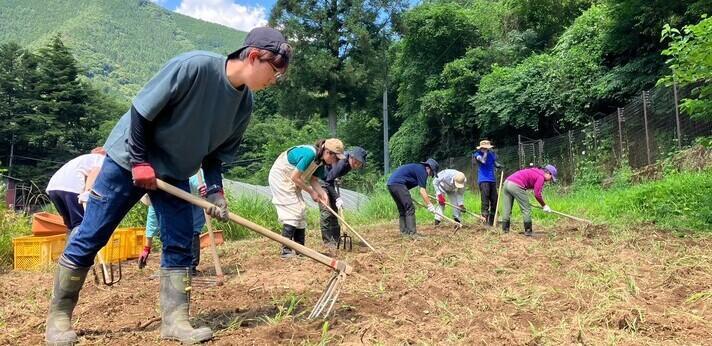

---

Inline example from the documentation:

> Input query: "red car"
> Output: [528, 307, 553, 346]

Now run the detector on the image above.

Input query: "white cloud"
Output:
[175, 0, 268, 32]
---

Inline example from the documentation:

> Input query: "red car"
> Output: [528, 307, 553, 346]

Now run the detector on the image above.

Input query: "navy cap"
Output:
[230, 27, 291, 65]
[421, 158, 439, 177]
[348, 147, 368, 164]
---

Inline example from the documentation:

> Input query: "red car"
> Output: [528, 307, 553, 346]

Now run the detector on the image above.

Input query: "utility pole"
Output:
[8, 135, 15, 177]
[383, 54, 390, 175]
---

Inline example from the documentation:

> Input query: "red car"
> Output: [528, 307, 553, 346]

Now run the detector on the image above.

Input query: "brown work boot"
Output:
[45, 265, 89, 346]
[160, 268, 213, 344]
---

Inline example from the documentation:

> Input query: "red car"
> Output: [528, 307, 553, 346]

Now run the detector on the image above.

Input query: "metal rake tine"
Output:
[309, 273, 339, 319]
[309, 272, 342, 319]
[322, 273, 345, 318]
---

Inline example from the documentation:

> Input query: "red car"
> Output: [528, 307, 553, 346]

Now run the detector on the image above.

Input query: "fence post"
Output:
[617, 107, 625, 164]
[568, 130, 574, 184]
[517, 134, 523, 168]
[538, 140, 544, 166]
[642, 90, 652, 165]
[673, 83, 682, 148]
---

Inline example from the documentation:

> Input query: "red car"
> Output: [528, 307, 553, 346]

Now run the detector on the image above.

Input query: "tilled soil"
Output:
[2, 220, 711, 345]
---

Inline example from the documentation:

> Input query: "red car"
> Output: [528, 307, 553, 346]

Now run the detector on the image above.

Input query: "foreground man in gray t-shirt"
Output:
[45, 27, 292, 345]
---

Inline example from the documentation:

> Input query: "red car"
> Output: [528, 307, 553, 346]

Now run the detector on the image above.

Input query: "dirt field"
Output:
[2, 220, 711, 345]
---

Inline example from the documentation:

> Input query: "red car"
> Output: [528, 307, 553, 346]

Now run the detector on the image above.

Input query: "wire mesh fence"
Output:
[449, 83, 712, 188]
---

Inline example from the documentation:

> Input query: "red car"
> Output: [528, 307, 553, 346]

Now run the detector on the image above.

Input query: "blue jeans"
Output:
[62, 155, 195, 268]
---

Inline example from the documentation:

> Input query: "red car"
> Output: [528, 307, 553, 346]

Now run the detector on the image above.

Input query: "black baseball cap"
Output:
[229, 27, 292, 65]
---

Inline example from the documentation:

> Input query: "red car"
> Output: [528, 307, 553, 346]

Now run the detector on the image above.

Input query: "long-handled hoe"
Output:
[156, 179, 353, 319]
[530, 204, 593, 225]
[427, 194, 486, 223]
[413, 200, 463, 231]
[493, 171, 505, 228]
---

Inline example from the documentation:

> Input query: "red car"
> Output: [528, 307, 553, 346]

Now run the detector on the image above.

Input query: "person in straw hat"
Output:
[473, 139, 502, 226]
[432, 169, 467, 225]
[269, 138, 346, 258]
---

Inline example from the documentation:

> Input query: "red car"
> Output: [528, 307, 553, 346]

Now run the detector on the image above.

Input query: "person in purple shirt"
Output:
[386, 158, 439, 236]
[500, 164, 558, 236]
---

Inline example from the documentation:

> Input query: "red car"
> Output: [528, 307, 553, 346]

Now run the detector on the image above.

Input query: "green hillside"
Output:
[0, 0, 247, 99]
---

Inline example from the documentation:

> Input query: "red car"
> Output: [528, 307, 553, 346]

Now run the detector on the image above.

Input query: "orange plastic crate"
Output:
[31, 212, 67, 236]
[13, 234, 67, 271]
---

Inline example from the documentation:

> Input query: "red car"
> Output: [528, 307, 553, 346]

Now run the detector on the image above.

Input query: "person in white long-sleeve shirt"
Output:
[432, 169, 467, 224]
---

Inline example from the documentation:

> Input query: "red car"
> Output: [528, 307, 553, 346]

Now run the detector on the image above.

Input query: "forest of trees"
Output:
[0, 0, 709, 191]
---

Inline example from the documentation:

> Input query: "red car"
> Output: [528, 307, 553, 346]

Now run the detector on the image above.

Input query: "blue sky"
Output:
[152, 0, 418, 32]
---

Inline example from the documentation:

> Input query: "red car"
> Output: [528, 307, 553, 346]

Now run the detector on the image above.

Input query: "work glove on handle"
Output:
[543, 205, 552, 213]
[206, 190, 229, 221]
[198, 185, 207, 198]
[334, 197, 344, 210]
[458, 204, 466, 213]
[437, 194, 446, 206]
[138, 246, 151, 269]
[131, 163, 157, 190]
[427, 204, 437, 214]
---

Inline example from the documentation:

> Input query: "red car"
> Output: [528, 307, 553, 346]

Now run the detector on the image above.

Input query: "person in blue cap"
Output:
[319, 147, 367, 248]
[45, 27, 292, 345]
[386, 158, 439, 236]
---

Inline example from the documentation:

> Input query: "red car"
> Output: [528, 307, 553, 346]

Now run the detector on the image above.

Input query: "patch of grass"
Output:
[0, 205, 32, 270]
[686, 290, 712, 304]
[260, 292, 304, 325]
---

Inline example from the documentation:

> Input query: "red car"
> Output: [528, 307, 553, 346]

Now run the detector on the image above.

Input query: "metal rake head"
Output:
[308, 271, 347, 319]
[190, 274, 224, 288]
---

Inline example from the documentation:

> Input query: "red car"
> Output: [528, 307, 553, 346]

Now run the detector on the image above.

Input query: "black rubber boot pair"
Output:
[280, 224, 305, 259]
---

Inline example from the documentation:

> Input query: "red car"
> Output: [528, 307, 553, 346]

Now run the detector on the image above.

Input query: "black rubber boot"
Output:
[404, 214, 419, 237]
[523, 222, 533, 237]
[398, 216, 406, 234]
[45, 265, 90, 346]
[487, 214, 495, 226]
[190, 234, 200, 275]
[294, 228, 306, 246]
[453, 217, 461, 224]
[501, 220, 510, 233]
[434, 219, 441, 226]
[280, 224, 296, 258]
[160, 268, 213, 344]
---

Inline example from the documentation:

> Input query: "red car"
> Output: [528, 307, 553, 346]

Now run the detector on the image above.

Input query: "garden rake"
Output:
[427, 194, 486, 223]
[531, 204, 593, 224]
[156, 179, 353, 319]
[413, 200, 463, 230]
[320, 201, 378, 253]
[82, 202, 121, 286]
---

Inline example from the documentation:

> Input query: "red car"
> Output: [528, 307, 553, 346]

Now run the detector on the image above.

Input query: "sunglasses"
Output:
[266, 61, 285, 83]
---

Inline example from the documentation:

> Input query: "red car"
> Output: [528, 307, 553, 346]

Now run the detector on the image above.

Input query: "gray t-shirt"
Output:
[105, 51, 252, 180]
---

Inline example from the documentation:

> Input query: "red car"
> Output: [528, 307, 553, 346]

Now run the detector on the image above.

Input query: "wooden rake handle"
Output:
[413, 200, 462, 228]
[427, 194, 485, 222]
[196, 174, 225, 284]
[320, 201, 377, 253]
[531, 204, 593, 224]
[156, 179, 352, 274]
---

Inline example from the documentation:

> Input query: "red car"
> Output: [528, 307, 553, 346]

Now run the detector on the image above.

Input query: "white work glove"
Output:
[77, 191, 90, 204]
[335, 197, 344, 210]
[543, 205, 552, 213]
[427, 204, 437, 214]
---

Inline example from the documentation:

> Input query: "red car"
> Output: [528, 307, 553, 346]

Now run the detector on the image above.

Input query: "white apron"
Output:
[268, 149, 321, 228]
